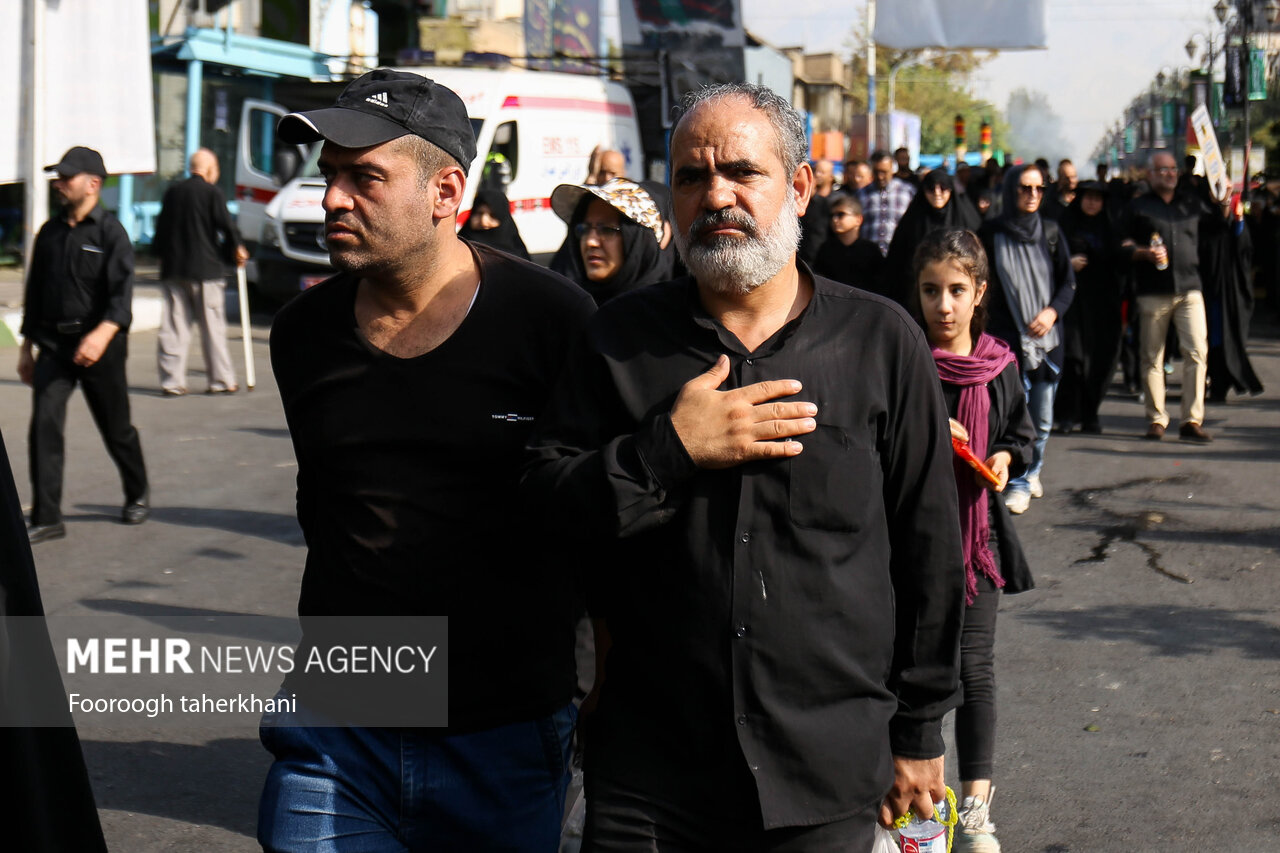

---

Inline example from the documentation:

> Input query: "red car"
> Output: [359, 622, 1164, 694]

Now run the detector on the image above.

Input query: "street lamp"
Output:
[1185, 31, 1224, 75]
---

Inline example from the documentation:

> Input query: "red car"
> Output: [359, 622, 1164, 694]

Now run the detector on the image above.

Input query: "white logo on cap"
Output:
[366, 92, 389, 108]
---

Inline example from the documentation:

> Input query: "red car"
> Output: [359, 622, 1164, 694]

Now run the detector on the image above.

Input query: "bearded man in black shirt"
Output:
[18, 146, 149, 544]
[258, 70, 595, 851]
[526, 83, 965, 849]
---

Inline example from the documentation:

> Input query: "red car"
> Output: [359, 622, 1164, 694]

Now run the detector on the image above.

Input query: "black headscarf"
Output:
[1059, 182, 1113, 251]
[564, 194, 667, 306]
[884, 170, 981, 303]
[895, 171, 981, 243]
[459, 189, 530, 260]
[997, 164, 1045, 243]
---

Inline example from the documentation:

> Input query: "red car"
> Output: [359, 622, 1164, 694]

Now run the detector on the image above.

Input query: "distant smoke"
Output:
[1004, 87, 1072, 164]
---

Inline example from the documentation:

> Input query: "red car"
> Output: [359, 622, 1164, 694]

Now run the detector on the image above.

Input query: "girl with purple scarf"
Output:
[911, 229, 1036, 853]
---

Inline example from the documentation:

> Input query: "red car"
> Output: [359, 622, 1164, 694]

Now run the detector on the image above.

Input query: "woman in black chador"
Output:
[1055, 180, 1126, 433]
[458, 189, 530, 260]
[1201, 197, 1264, 401]
[886, 170, 982, 305]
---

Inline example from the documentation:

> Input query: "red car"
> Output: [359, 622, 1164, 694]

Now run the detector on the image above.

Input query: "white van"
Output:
[236, 67, 643, 302]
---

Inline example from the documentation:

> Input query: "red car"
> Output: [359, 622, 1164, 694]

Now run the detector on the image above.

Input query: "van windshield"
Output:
[298, 143, 322, 178]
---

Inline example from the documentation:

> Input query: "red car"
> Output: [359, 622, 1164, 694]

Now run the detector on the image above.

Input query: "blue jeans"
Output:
[1009, 370, 1058, 494]
[258, 701, 577, 852]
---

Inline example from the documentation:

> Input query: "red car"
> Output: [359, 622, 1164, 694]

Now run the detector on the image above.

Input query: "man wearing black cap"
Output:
[17, 146, 149, 544]
[258, 70, 594, 851]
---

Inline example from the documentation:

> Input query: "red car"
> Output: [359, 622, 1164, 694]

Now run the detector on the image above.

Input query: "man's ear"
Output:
[793, 162, 815, 218]
[433, 166, 467, 221]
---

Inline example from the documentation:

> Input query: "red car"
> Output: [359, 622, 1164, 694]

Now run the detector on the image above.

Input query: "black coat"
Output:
[0, 427, 108, 851]
[940, 362, 1035, 593]
[1201, 219, 1264, 396]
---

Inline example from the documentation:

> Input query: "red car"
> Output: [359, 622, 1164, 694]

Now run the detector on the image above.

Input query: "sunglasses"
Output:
[575, 222, 623, 238]
[1017, 184, 1044, 196]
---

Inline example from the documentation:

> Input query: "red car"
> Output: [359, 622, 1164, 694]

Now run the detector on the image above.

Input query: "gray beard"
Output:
[675, 197, 801, 295]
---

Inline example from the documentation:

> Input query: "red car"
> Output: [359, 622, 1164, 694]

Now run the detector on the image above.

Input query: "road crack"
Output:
[1068, 476, 1195, 584]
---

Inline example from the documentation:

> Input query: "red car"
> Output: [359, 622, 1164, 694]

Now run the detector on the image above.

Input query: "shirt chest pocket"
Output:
[788, 424, 880, 532]
[75, 244, 105, 280]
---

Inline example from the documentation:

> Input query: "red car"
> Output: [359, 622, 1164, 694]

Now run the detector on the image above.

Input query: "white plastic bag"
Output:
[871, 823, 899, 853]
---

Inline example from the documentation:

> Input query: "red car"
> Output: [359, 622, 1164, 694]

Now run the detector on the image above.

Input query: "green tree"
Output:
[844, 32, 1012, 156]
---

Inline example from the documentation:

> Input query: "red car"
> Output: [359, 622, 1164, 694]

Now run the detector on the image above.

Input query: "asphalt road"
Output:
[1, 308, 1277, 852]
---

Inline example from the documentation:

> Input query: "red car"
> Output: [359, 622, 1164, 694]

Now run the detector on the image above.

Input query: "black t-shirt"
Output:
[270, 242, 595, 731]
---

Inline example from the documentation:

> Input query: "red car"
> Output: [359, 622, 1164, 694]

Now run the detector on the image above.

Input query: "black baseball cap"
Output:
[45, 146, 108, 178]
[278, 69, 477, 170]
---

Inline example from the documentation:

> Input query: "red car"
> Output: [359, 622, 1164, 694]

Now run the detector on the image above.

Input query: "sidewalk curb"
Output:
[1, 297, 163, 347]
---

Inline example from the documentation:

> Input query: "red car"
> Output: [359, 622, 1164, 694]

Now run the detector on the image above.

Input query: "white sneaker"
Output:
[954, 790, 1001, 853]
[1028, 474, 1043, 499]
[1004, 490, 1030, 515]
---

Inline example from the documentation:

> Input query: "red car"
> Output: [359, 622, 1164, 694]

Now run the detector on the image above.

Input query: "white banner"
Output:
[0, 0, 22, 183]
[0, 0, 156, 183]
[1190, 104, 1230, 202]
[873, 0, 1047, 50]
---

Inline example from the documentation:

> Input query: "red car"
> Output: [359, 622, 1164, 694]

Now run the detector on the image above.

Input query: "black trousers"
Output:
[28, 335, 147, 525]
[956, 573, 999, 781]
[583, 773, 878, 853]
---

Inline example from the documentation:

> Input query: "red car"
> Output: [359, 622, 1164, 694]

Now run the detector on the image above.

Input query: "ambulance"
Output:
[236, 66, 643, 302]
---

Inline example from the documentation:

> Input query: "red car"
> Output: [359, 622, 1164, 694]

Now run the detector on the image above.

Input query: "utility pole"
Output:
[866, 0, 876, 152]
[21, 0, 48, 271]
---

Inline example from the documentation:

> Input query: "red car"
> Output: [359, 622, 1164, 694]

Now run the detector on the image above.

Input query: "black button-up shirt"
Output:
[1123, 190, 1221, 296]
[524, 274, 964, 828]
[20, 206, 134, 346]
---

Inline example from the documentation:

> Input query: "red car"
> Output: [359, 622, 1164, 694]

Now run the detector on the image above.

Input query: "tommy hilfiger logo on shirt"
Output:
[365, 92, 389, 108]
[491, 413, 534, 423]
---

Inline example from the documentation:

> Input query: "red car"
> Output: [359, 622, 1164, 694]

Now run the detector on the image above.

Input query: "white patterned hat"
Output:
[551, 178, 664, 243]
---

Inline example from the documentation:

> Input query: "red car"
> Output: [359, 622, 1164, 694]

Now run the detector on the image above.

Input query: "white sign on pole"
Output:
[1190, 104, 1231, 202]
[873, 0, 1047, 50]
[1, 0, 156, 184]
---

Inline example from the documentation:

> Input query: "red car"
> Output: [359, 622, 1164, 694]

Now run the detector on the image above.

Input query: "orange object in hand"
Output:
[951, 436, 1002, 488]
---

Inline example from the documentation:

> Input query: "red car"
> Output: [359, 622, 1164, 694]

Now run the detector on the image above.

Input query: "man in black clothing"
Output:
[895, 146, 920, 186]
[153, 147, 247, 395]
[259, 69, 595, 851]
[797, 158, 834, 265]
[525, 82, 964, 848]
[1042, 158, 1077, 221]
[1122, 151, 1224, 442]
[17, 146, 149, 544]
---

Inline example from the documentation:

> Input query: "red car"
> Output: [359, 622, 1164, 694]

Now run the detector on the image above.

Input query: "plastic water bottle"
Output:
[897, 801, 949, 852]
[1150, 232, 1169, 271]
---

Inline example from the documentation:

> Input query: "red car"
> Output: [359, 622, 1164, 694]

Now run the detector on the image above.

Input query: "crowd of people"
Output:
[4, 67, 1269, 853]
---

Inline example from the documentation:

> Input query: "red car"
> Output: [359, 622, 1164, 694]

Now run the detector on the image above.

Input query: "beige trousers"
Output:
[157, 278, 237, 392]
[1137, 290, 1208, 428]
